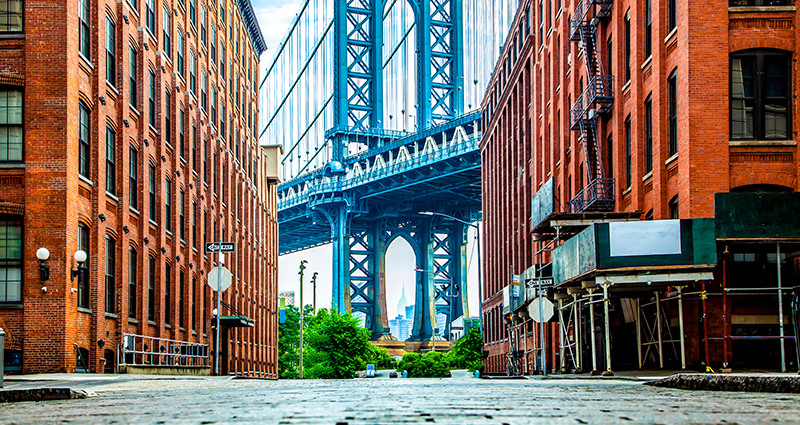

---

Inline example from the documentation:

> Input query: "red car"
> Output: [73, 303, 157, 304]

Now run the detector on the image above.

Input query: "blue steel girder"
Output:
[417, 0, 464, 129]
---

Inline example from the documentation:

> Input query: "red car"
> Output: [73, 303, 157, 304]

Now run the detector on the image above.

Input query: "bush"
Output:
[444, 327, 483, 370]
[398, 351, 450, 378]
[367, 345, 398, 370]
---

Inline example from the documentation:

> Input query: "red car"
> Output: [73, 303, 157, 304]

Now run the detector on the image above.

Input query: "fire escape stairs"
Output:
[568, 0, 615, 214]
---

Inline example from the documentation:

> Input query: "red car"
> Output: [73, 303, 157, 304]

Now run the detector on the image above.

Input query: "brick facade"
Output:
[480, 0, 800, 374]
[0, 0, 279, 377]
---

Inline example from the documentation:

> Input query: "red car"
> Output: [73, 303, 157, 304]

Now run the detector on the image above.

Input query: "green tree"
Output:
[445, 327, 483, 371]
[303, 309, 373, 379]
[278, 305, 300, 378]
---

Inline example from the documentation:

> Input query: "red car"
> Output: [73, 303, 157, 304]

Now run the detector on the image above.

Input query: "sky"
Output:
[251, 0, 481, 326]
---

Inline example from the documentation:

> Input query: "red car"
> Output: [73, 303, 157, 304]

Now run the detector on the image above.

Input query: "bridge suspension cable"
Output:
[260, 0, 521, 182]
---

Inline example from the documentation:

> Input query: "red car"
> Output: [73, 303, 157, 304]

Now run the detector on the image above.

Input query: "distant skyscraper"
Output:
[279, 291, 296, 307]
[405, 305, 414, 320]
[390, 314, 413, 341]
[396, 282, 410, 315]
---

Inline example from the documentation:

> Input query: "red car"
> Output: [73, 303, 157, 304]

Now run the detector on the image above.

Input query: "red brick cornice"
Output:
[0, 200, 24, 215]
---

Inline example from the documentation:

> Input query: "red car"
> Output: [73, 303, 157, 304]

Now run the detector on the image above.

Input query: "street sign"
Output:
[207, 266, 233, 292]
[529, 297, 554, 323]
[205, 242, 236, 253]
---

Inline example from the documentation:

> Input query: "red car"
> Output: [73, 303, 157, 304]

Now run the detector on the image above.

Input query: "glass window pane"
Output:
[764, 98, 788, 139]
[731, 58, 754, 98]
[731, 99, 755, 139]
[764, 55, 788, 98]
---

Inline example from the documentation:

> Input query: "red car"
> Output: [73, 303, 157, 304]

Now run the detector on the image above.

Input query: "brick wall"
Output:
[0, 0, 278, 377]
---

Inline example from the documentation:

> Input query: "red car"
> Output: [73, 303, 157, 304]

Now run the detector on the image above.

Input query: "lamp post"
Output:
[298, 260, 308, 379]
[36, 248, 50, 292]
[420, 212, 483, 337]
[311, 272, 318, 313]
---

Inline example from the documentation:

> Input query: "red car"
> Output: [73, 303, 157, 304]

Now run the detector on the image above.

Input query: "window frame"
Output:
[0, 217, 22, 303]
[148, 161, 156, 222]
[106, 15, 117, 87]
[128, 247, 137, 319]
[148, 67, 156, 128]
[165, 176, 172, 233]
[145, 0, 156, 36]
[0, 0, 23, 33]
[77, 222, 90, 309]
[0, 88, 23, 162]
[79, 0, 91, 60]
[79, 101, 91, 179]
[129, 44, 137, 109]
[106, 124, 117, 195]
[730, 49, 792, 141]
[644, 95, 653, 173]
[129, 145, 138, 210]
[162, 5, 171, 59]
[624, 115, 632, 189]
[105, 235, 116, 314]
[668, 69, 678, 156]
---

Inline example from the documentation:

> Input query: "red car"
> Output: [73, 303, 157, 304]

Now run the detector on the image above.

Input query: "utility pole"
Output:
[311, 272, 318, 313]
[298, 260, 308, 379]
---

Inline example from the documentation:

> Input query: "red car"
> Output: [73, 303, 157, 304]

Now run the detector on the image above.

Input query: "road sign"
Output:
[205, 242, 235, 253]
[207, 266, 233, 292]
[529, 297, 554, 323]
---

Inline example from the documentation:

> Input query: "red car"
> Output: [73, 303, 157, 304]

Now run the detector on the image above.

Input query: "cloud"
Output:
[252, 0, 304, 65]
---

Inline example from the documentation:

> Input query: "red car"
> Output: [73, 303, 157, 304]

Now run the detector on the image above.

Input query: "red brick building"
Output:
[0, 0, 281, 377]
[481, 0, 800, 375]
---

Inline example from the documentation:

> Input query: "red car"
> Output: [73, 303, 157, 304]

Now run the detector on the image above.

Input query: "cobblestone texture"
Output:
[2, 377, 800, 424]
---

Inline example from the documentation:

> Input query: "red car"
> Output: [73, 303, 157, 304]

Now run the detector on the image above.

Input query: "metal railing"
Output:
[120, 333, 209, 368]
[570, 76, 615, 129]
[568, 178, 615, 213]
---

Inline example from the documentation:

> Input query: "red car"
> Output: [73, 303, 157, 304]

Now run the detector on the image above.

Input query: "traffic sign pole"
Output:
[216, 237, 222, 376]
[539, 277, 546, 377]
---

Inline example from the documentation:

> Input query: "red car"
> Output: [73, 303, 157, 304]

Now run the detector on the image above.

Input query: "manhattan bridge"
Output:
[259, 0, 519, 343]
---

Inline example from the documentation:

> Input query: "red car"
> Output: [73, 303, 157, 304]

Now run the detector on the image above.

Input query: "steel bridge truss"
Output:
[343, 218, 468, 340]
[333, 0, 464, 146]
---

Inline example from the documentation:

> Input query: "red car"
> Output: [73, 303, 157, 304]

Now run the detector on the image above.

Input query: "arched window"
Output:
[668, 195, 679, 219]
[731, 50, 791, 140]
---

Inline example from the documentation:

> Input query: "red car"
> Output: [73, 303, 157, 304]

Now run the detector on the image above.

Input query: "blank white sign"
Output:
[609, 220, 682, 257]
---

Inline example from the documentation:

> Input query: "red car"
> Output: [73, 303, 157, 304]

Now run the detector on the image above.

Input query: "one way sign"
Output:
[205, 242, 236, 253]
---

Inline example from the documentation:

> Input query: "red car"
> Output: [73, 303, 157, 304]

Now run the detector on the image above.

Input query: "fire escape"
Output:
[568, 0, 615, 213]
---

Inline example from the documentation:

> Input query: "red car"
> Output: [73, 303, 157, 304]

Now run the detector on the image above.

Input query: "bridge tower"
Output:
[310, 0, 467, 341]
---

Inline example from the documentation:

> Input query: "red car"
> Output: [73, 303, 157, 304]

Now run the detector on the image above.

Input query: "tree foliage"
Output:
[444, 327, 483, 371]
[397, 351, 450, 378]
[279, 306, 384, 379]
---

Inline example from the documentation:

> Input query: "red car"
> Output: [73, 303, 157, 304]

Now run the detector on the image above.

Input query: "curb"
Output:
[645, 374, 800, 394]
[0, 388, 93, 403]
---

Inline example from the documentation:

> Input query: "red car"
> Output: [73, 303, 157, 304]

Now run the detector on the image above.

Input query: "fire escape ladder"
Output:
[568, 0, 615, 214]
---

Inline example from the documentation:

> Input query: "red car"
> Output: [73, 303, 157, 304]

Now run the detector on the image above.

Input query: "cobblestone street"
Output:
[2, 376, 800, 424]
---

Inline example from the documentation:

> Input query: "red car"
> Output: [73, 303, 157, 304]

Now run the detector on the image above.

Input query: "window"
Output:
[606, 132, 613, 180]
[179, 189, 185, 241]
[190, 51, 196, 94]
[79, 101, 90, 178]
[105, 236, 116, 314]
[106, 16, 117, 87]
[165, 90, 172, 145]
[645, 96, 653, 173]
[179, 271, 185, 328]
[731, 50, 791, 141]
[163, 6, 171, 59]
[177, 30, 185, 77]
[0, 0, 23, 32]
[625, 115, 631, 189]
[210, 23, 216, 62]
[0, 89, 23, 162]
[129, 145, 138, 209]
[669, 0, 677, 32]
[211, 88, 216, 124]
[165, 177, 172, 233]
[192, 200, 198, 249]
[668, 70, 678, 155]
[200, 5, 206, 45]
[606, 35, 612, 75]
[201, 71, 207, 111]
[145, 0, 155, 35]
[148, 68, 156, 127]
[79, 0, 90, 59]
[148, 255, 155, 321]
[148, 161, 156, 222]
[190, 0, 196, 26]
[106, 125, 116, 195]
[624, 10, 631, 83]
[165, 264, 171, 324]
[644, 0, 652, 59]
[179, 108, 186, 160]
[128, 247, 137, 318]
[0, 218, 21, 303]
[221, 44, 226, 79]
[78, 222, 90, 309]
[192, 124, 198, 172]
[192, 276, 197, 330]
[129, 44, 137, 109]
[669, 195, 679, 219]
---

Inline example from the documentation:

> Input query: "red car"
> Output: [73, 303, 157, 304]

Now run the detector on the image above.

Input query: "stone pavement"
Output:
[2, 375, 800, 424]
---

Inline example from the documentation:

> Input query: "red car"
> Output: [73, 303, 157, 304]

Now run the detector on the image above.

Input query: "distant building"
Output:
[279, 291, 296, 307]
[405, 305, 414, 320]
[389, 314, 413, 341]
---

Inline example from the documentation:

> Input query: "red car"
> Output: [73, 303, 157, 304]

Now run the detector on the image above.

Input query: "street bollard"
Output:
[0, 327, 5, 388]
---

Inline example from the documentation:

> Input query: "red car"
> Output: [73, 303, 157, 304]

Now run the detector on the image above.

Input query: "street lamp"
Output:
[419, 211, 483, 338]
[71, 250, 88, 281]
[298, 260, 308, 379]
[36, 248, 50, 292]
